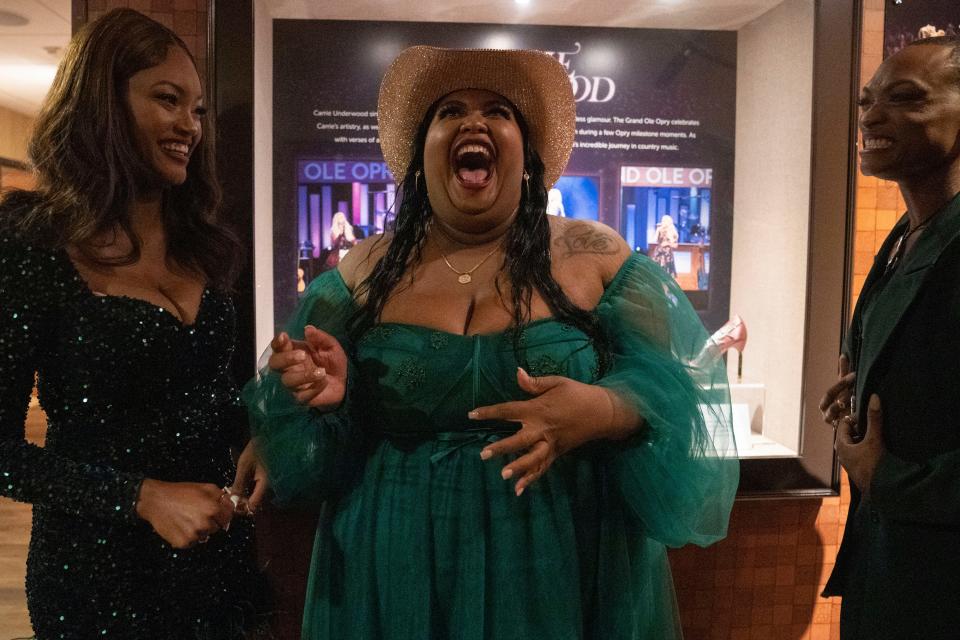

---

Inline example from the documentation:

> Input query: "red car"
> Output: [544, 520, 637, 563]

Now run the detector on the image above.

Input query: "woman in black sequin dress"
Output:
[0, 9, 268, 639]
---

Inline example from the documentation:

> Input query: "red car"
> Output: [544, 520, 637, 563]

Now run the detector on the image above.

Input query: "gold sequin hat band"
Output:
[377, 46, 576, 189]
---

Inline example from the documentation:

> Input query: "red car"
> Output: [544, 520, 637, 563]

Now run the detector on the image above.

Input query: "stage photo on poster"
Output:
[620, 165, 713, 294]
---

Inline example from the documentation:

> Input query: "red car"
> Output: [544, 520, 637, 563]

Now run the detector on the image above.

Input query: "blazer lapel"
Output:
[856, 193, 960, 401]
[847, 219, 906, 365]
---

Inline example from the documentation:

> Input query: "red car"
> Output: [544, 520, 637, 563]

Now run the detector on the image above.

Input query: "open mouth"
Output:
[161, 141, 191, 162]
[861, 136, 894, 151]
[452, 142, 495, 189]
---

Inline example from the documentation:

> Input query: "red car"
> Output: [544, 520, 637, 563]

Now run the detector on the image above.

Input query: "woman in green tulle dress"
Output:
[246, 46, 738, 639]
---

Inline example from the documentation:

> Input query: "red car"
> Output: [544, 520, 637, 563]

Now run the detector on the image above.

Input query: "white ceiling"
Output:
[0, 0, 70, 115]
[267, 0, 787, 30]
[0, 0, 787, 117]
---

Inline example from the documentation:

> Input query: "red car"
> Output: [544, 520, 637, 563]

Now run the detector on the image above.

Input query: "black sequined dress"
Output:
[0, 236, 265, 639]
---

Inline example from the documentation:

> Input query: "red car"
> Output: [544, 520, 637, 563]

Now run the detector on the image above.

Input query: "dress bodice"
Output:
[36, 253, 240, 481]
[354, 320, 599, 435]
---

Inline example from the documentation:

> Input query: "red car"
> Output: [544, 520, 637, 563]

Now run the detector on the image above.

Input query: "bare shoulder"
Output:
[337, 233, 393, 291]
[549, 216, 631, 285]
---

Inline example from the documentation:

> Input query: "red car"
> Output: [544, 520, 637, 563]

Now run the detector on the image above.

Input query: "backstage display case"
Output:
[210, 0, 860, 496]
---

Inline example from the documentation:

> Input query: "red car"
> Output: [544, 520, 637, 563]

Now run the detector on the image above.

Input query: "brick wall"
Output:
[669, 487, 849, 640]
[85, 0, 208, 84]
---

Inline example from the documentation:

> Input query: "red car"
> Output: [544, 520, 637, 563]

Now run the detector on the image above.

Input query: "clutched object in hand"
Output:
[221, 487, 252, 516]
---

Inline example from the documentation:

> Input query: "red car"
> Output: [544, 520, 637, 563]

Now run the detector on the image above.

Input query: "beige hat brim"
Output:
[377, 46, 576, 189]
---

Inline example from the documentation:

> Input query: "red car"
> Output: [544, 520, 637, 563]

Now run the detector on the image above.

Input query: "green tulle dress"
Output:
[245, 253, 738, 639]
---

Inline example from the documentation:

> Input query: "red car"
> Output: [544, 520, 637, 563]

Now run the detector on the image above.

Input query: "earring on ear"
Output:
[415, 170, 421, 192]
[522, 172, 530, 199]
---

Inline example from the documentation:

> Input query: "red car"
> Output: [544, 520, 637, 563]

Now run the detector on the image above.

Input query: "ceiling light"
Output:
[0, 64, 58, 91]
[483, 34, 516, 50]
[0, 11, 29, 27]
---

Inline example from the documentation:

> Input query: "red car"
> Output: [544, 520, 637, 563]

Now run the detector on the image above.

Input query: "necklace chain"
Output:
[885, 217, 932, 273]
[433, 225, 505, 285]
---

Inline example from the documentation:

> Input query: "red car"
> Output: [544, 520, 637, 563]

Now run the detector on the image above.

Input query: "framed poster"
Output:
[269, 20, 736, 332]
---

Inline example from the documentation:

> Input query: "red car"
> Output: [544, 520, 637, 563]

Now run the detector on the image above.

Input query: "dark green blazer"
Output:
[823, 191, 960, 639]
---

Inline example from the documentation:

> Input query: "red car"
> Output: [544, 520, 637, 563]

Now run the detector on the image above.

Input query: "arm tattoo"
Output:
[554, 223, 619, 257]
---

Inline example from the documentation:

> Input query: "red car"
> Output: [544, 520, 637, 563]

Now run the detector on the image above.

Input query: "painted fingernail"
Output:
[501, 468, 513, 480]
[468, 410, 480, 420]
[480, 449, 492, 460]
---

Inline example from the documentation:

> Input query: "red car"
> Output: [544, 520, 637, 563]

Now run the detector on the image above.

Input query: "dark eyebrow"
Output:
[438, 98, 512, 110]
[150, 80, 204, 103]
[484, 99, 513, 110]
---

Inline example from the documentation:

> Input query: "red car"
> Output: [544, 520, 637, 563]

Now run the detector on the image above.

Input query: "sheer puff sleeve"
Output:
[242, 269, 363, 508]
[595, 253, 739, 548]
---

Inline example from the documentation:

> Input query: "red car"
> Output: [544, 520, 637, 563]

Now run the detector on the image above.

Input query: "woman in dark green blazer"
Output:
[819, 36, 960, 639]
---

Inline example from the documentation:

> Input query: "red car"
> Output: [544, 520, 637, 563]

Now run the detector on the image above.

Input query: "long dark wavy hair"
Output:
[350, 101, 610, 374]
[0, 8, 240, 289]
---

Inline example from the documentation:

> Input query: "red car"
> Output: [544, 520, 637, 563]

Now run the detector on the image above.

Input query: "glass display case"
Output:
[212, 0, 858, 496]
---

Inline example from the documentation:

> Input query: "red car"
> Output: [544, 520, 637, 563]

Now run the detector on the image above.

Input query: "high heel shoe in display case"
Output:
[692, 315, 747, 381]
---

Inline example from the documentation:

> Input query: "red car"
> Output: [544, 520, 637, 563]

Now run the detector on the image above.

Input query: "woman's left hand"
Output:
[229, 439, 270, 515]
[836, 394, 886, 494]
[470, 368, 640, 496]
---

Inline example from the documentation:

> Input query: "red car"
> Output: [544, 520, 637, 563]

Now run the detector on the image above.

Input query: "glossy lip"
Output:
[450, 135, 497, 191]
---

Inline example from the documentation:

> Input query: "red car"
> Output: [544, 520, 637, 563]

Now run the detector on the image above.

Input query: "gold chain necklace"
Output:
[433, 226, 505, 285]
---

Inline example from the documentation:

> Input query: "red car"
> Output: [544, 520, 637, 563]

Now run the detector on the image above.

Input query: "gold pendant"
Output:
[458, 274, 472, 284]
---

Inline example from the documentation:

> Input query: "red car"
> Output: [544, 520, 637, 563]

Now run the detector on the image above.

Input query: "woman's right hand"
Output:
[268, 325, 347, 411]
[819, 354, 857, 427]
[135, 479, 235, 549]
